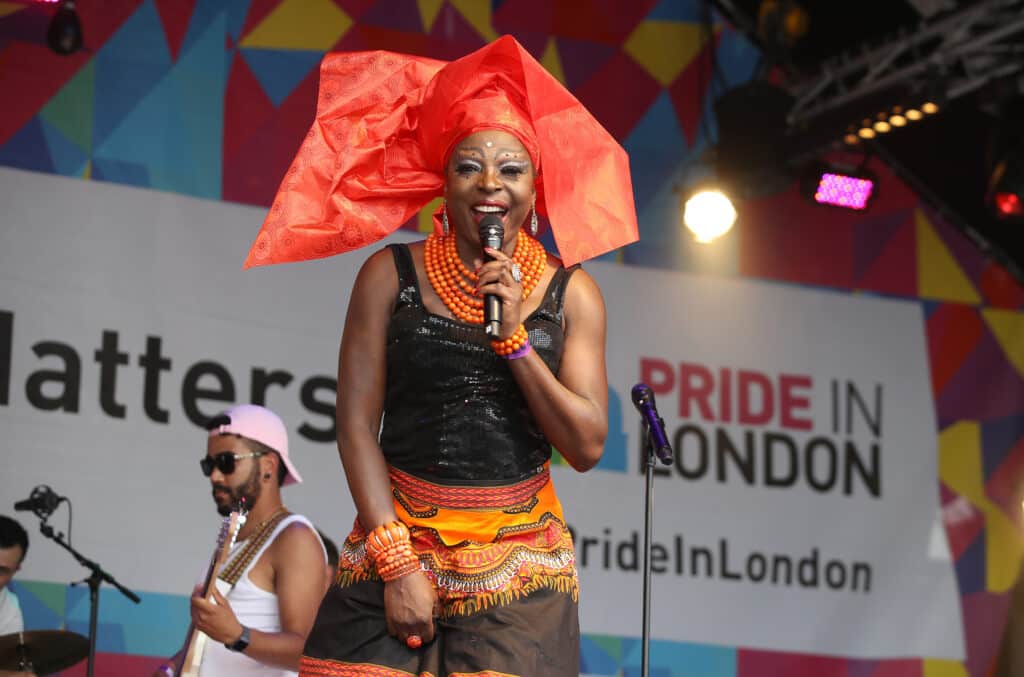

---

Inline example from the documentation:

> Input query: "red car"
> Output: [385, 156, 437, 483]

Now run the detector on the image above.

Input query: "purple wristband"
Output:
[506, 339, 532, 360]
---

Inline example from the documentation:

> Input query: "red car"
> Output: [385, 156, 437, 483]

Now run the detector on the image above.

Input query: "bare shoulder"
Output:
[564, 266, 605, 317]
[356, 246, 401, 290]
[270, 520, 325, 565]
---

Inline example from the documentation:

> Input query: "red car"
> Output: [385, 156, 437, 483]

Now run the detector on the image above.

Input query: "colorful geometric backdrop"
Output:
[2, 0, 1023, 676]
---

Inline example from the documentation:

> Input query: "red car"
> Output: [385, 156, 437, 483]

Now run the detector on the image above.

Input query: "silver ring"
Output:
[511, 263, 522, 283]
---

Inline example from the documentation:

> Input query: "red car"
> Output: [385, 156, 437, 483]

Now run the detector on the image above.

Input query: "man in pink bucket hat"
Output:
[154, 404, 328, 677]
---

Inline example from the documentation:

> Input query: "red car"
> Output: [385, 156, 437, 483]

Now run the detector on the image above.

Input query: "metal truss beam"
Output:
[787, 0, 1024, 126]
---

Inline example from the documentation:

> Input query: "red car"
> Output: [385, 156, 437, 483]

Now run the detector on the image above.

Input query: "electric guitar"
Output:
[175, 504, 247, 677]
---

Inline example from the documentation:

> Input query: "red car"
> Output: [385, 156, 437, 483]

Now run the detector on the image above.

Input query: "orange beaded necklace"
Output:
[424, 229, 546, 325]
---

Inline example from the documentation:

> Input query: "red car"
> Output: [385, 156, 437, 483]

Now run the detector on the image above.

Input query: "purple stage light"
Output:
[814, 173, 874, 210]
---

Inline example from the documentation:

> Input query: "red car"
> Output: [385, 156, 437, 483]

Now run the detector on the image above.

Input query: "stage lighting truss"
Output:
[785, 0, 1024, 142]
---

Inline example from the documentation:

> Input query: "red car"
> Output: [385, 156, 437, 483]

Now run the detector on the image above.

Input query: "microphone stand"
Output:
[639, 415, 672, 677]
[36, 514, 141, 677]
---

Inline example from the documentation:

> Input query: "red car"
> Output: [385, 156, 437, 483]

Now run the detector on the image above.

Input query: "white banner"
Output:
[0, 167, 963, 659]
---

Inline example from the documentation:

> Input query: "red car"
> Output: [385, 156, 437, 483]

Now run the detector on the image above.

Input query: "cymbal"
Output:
[0, 630, 89, 675]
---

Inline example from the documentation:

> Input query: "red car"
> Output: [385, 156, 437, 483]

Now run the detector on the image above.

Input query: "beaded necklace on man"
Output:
[424, 229, 546, 325]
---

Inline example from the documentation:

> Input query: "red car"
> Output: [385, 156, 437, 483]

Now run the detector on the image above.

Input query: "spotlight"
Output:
[47, 0, 83, 56]
[905, 108, 923, 121]
[873, 120, 891, 133]
[921, 101, 940, 115]
[801, 164, 876, 211]
[987, 152, 1024, 221]
[684, 189, 737, 243]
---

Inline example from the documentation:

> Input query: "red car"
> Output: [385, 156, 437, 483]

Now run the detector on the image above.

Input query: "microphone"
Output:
[631, 383, 673, 465]
[14, 485, 63, 516]
[479, 214, 504, 337]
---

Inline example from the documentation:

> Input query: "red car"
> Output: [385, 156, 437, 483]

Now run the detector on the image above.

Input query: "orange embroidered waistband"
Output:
[387, 466, 550, 510]
[388, 463, 564, 547]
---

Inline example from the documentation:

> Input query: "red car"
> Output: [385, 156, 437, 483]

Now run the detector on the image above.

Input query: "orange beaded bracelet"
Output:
[490, 324, 529, 357]
[365, 521, 420, 582]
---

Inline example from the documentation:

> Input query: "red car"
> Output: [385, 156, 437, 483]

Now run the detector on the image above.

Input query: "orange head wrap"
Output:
[244, 35, 638, 268]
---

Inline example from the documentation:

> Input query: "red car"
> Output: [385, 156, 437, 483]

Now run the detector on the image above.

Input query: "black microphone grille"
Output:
[478, 214, 504, 240]
[631, 382, 654, 408]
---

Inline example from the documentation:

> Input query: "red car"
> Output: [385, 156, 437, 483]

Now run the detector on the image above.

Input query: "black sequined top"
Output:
[379, 243, 578, 484]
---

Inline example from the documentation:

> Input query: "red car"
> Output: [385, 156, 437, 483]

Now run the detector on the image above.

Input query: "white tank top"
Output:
[199, 514, 324, 677]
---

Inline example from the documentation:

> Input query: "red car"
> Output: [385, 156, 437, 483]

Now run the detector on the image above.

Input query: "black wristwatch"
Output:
[225, 625, 250, 652]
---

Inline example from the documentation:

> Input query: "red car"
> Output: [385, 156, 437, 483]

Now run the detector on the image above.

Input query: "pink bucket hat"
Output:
[207, 404, 303, 486]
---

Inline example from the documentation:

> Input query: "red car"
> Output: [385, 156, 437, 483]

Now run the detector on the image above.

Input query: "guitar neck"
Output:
[175, 510, 246, 677]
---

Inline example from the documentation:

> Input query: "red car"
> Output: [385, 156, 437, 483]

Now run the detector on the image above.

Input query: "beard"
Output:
[211, 464, 262, 516]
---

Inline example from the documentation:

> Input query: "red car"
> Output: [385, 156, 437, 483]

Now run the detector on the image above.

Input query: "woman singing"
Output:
[245, 35, 639, 676]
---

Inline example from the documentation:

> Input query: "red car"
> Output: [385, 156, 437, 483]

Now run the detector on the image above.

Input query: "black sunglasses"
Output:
[200, 451, 266, 477]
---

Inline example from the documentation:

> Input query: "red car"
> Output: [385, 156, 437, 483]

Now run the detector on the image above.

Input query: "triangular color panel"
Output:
[94, 10, 227, 199]
[549, 0, 659, 44]
[646, 0, 704, 22]
[223, 49, 276, 163]
[982, 307, 1024, 378]
[425, 5, 487, 59]
[240, 48, 324, 108]
[417, 0, 445, 32]
[854, 211, 917, 297]
[240, 0, 352, 51]
[926, 303, 983, 398]
[668, 32, 720, 146]
[227, 0, 252, 40]
[928, 204, 989, 285]
[916, 208, 982, 304]
[331, 0, 377, 21]
[853, 209, 912, 282]
[154, 0, 196, 61]
[579, 635, 620, 673]
[0, 116, 55, 173]
[39, 118, 88, 176]
[238, 0, 279, 39]
[449, 0, 500, 42]
[361, 0, 427, 32]
[980, 262, 1024, 309]
[573, 51, 661, 141]
[91, 0, 173, 147]
[553, 37, 616, 91]
[954, 528, 986, 595]
[221, 65, 319, 206]
[39, 59, 95, 154]
[624, 20, 705, 87]
[936, 322, 1024, 425]
[981, 414, 1024, 480]
[985, 437, 1024, 522]
[13, 580, 66, 617]
[623, 89, 687, 209]
[540, 37, 565, 84]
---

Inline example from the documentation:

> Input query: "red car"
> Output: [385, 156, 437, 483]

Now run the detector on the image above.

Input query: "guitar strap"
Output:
[217, 510, 292, 588]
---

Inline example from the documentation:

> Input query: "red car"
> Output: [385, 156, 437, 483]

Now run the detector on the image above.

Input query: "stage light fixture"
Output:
[801, 164, 876, 211]
[921, 101, 940, 115]
[905, 108, 923, 121]
[47, 0, 83, 56]
[987, 152, 1024, 221]
[684, 189, 737, 243]
[873, 119, 891, 134]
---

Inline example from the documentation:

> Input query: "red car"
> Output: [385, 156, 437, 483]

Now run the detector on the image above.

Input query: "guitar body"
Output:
[175, 508, 246, 677]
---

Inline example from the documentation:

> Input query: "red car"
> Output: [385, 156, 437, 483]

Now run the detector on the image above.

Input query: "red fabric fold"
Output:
[245, 35, 638, 268]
